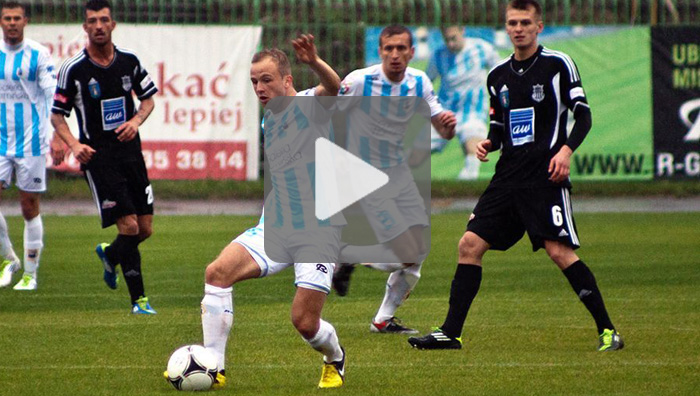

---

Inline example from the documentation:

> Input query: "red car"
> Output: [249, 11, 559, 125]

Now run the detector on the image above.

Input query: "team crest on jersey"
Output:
[88, 78, 101, 99]
[499, 85, 510, 108]
[531, 84, 545, 102]
[339, 81, 352, 95]
[121, 75, 132, 92]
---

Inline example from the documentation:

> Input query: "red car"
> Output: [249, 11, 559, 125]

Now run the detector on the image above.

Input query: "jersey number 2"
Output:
[145, 185, 154, 205]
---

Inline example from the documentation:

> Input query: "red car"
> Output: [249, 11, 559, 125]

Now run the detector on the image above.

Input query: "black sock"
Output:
[116, 235, 145, 304]
[563, 260, 614, 334]
[104, 234, 130, 265]
[440, 264, 482, 339]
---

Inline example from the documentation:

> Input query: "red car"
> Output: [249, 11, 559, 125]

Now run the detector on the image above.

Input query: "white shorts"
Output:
[431, 115, 488, 152]
[360, 162, 428, 243]
[232, 226, 335, 294]
[456, 115, 488, 144]
[0, 155, 47, 192]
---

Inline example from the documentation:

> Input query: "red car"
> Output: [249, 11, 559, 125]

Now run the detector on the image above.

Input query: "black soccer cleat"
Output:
[408, 328, 463, 350]
[332, 263, 356, 297]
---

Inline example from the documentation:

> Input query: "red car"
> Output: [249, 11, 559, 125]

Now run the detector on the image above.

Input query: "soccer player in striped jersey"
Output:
[409, 0, 623, 352]
[333, 25, 456, 334]
[427, 26, 501, 180]
[198, 36, 346, 389]
[0, 1, 64, 291]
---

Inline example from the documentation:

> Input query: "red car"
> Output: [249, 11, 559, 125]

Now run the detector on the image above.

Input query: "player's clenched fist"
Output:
[476, 139, 492, 162]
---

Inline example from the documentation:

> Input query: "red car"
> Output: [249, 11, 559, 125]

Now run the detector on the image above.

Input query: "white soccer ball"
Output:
[165, 345, 219, 391]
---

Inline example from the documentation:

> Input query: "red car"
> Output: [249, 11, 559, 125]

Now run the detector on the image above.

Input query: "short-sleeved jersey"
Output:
[263, 88, 346, 230]
[51, 46, 157, 164]
[487, 45, 589, 188]
[338, 64, 443, 169]
[427, 38, 500, 120]
[0, 39, 56, 157]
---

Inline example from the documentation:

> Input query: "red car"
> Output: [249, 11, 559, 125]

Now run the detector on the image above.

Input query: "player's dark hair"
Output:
[84, 0, 112, 18]
[251, 48, 291, 77]
[379, 25, 413, 48]
[507, 0, 542, 19]
[1, 1, 26, 14]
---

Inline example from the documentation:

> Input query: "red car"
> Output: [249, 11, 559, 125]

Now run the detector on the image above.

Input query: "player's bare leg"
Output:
[292, 286, 345, 388]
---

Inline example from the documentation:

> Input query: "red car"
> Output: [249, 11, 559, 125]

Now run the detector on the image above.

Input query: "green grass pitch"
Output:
[0, 212, 698, 395]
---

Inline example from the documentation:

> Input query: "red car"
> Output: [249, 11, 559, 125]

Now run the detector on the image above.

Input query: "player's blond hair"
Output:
[251, 48, 292, 77]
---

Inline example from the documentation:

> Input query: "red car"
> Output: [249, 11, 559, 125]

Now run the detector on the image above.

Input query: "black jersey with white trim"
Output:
[51, 46, 157, 164]
[486, 45, 589, 187]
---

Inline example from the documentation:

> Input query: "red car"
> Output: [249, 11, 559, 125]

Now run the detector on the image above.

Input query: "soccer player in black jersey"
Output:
[50, 0, 158, 314]
[409, 0, 624, 352]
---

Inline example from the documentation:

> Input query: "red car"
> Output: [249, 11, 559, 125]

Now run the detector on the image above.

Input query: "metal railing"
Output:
[21, 0, 699, 88]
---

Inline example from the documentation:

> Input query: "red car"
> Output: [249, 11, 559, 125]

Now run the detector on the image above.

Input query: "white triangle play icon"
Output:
[315, 137, 389, 221]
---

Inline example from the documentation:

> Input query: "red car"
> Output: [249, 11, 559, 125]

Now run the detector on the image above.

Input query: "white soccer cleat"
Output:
[13, 274, 37, 291]
[0, 259, 20, 288]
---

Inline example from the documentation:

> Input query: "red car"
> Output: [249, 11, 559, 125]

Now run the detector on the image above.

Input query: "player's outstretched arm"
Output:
[292, 34, 340, 97]
[431, 110, 457, 140]
[115, 97, 155, 142]
[50, 113, 95, 164]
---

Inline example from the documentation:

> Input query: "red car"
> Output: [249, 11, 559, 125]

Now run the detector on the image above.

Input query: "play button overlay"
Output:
[263, 96, 431, 263]
[315, 137, 389, 221]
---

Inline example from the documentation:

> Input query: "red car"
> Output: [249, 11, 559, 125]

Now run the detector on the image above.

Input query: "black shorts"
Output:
[466, 185, 580, 252]
[84, 158, 154, 228]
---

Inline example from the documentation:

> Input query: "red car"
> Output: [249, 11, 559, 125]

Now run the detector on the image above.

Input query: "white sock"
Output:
[373, 263, 422, 323]
[23, 215, 43, 277]
[201, 283, 233, 371]
[0, 211, 18, 263]
[463, 154, 480, 180]
[305, 319, 343, 363]
[362, 263, 405, 273]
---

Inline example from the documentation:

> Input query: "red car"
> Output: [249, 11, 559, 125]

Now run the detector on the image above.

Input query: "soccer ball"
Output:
[165, 345, 219, 391]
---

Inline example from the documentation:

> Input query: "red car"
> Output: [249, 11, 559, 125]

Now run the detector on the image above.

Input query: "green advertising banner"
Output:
[365, 26, 654, 181]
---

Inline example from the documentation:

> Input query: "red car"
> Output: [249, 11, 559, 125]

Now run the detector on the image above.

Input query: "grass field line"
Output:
[0, 361, 698, 371]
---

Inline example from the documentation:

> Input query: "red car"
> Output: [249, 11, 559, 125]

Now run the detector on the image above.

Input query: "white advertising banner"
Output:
[27, 24, 263, 180]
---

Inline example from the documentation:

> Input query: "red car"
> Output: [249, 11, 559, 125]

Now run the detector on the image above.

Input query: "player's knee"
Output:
[138, 227, 152, 242]
[292, 312, 319, 339]
[458, 233, 485, 260]
[205, 262, 232, 287]
[19, 198, 39, 220]
[545, 243, 577, 268]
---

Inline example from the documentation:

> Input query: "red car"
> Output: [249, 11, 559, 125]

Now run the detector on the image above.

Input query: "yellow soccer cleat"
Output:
[318, 347, 345, 389]
[212, 371, 227, 389]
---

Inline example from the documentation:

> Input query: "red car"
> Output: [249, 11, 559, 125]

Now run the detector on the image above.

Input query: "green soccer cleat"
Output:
[408, 328, 463, 350]
[13, 274, 37, 291]
[598, 329, 624, 351]
[131, 296, 157, 314]
[0, 258, 20, 288]
[318, 347, 345, 388]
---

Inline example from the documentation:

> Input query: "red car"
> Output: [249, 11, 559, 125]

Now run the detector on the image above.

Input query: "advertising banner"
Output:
[27, 24, 262, 180]
[366, 26, 654, 181]
[651, 26, 700, 179]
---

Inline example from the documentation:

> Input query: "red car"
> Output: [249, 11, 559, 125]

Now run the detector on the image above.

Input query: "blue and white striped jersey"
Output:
[338, 64, 442, 169]
[0, 39, 56, 157]
[263, 88, 345, 231]
[427, 38, 500, 121]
